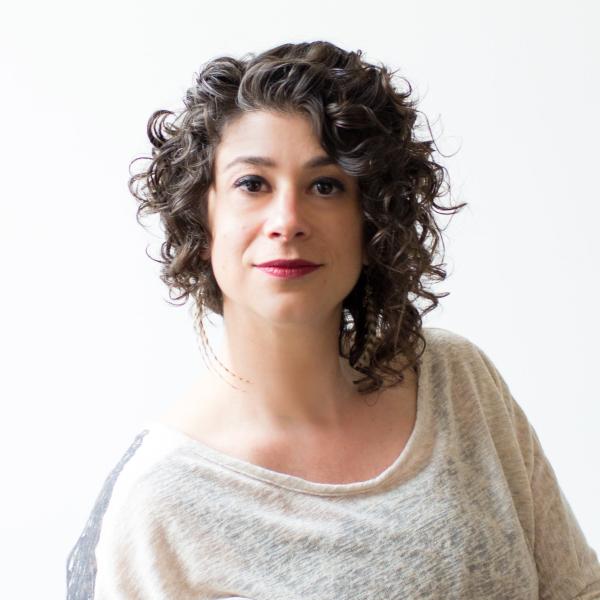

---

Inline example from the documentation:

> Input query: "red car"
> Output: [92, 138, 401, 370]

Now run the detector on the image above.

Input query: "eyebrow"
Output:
[224, 155, 337, 172]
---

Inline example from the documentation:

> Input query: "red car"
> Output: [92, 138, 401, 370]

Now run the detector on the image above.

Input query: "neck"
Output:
[206, 304, 368, 431]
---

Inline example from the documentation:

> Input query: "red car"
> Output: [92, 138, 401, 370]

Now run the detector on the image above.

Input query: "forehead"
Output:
[213, 110, 325, 171]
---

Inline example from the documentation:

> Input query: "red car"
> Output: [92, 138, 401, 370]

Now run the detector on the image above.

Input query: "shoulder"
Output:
[68, 428, 204, 598]
[100, 427, 207, 545]
[422, 325, 482, 355]
[69, 428, 191, 562]
[421, 326, 513, 402]
[422, 326, 489, 368]
[101, 426, 197, 523]
[67, 427, 186, 596]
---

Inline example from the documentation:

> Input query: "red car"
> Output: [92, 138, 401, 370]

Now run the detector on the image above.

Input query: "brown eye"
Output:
[233, 175, 345, 196]
[234, 176, 264, 193]
[313, 178, 345, 196]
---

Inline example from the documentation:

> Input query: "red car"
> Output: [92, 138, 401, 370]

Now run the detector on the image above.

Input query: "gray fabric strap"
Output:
[66, 430, 149, 600]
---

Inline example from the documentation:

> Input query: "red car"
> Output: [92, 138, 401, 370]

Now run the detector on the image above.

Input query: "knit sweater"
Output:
[66, 327, 600, 599]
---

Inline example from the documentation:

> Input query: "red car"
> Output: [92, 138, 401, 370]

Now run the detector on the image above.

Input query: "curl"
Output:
[128, 40, 467, 394]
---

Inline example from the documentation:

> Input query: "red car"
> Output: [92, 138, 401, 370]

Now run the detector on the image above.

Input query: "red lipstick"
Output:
[254, 259, 322, 279]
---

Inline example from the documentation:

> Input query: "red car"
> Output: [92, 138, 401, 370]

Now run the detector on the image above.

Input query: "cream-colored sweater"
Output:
[66, 327, 600, 599]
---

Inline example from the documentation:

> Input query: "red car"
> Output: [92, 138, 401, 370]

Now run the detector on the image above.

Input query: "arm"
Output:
[517, 399, 600, 599]
[91, 476, 202, 600]
[476, 345, 600, 599]
[66, 431, 199, 600]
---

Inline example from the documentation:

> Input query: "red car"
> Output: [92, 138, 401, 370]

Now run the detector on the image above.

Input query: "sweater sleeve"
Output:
[93, 476, 198, 600]
[474, 344, 600, 600]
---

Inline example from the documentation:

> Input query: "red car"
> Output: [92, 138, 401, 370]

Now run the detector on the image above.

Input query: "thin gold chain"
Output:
[191, 302, 253, 389]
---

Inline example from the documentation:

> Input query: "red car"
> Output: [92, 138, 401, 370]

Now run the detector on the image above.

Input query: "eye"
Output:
[313, 177, 345, 196]
[234, 175, 265, 193]
[233, 176, 346, 196]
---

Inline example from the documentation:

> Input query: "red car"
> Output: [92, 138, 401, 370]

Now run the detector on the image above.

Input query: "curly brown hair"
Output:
[128, 40, 466, 394]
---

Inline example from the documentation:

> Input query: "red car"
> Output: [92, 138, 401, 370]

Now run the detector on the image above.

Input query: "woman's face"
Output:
[205, 109, 367, 326]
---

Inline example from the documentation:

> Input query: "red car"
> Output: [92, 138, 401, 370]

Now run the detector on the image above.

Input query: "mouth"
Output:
[254, 259, 321, 268]
[254, 263, 322, 279]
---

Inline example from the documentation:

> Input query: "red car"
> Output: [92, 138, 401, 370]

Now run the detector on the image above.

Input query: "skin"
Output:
[160, 109, 417, 480]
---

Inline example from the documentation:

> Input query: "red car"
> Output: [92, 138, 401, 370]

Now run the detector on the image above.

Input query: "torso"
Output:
[157, 363, 418, 485]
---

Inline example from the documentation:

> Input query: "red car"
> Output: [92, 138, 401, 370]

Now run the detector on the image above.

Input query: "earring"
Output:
[354, 279, 379, 369]
[191, 301, 253, 390]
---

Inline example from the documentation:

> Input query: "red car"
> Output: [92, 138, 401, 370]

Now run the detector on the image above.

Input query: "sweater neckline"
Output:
[144, 337, 433, 497]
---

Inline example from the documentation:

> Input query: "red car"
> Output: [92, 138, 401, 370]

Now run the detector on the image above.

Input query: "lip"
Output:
[255, 259, 321, 267]
[255, 264, 322, 279]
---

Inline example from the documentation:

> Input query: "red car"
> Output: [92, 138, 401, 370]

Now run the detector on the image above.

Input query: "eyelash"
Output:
[233, 175, 346, 197]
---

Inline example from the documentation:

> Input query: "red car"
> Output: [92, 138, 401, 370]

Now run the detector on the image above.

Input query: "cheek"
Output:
[340, 210, 364, 252]
[211, 224, 250, 273]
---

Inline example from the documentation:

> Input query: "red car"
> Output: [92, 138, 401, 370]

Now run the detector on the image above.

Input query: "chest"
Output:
[243, 410, 416, 484]
[161, 373, 419, 485]
[168, 452, 539, 600]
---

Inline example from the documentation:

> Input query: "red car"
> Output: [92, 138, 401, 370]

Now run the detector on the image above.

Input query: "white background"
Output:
[1, 0, 598, 597]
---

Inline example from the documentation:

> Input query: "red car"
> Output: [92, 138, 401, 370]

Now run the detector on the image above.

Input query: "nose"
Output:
[263, 185, 311, 241]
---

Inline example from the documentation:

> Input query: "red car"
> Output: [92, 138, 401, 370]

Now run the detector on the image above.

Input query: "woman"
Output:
[66, 41, 600, 599]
